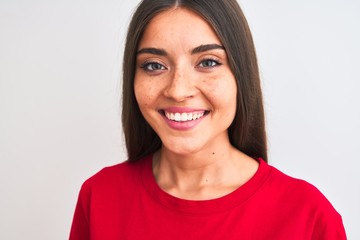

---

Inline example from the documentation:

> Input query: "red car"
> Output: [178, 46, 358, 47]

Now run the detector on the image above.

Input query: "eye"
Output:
[140, 62, 166, 72]
[197, 58, 221, 68]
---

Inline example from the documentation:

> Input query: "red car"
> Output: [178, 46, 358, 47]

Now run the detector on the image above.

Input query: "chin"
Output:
[162, 140, 204, 156]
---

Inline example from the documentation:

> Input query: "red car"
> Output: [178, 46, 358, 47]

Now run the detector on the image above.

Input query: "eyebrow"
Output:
[137, 48, 167, 56]
[136, 44, 225, 56]
[191, 44, 225, 54]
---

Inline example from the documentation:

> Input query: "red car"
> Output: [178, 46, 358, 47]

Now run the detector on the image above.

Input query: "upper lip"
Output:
[161, 107, 208, 114]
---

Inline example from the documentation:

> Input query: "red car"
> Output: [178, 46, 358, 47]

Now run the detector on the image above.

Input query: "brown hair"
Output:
[122, 0, 267, 162]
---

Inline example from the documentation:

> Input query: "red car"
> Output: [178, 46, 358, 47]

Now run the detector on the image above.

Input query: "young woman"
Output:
[70, 0, 346, 239]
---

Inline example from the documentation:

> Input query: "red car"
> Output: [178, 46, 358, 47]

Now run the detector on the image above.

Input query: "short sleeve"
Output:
[311, 212, 347, 240]
[69, 181, 91, 240]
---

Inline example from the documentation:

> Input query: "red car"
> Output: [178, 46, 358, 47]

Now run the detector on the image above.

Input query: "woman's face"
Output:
[134, 8, 237, 155]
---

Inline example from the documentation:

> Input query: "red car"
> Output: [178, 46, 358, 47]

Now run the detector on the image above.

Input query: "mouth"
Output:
[159, 110, 209, 122]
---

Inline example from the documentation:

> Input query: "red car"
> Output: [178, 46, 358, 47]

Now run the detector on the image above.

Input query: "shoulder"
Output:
[265, 163, 346, 237]
[79, 156, 150, 195]
[266, 164, 335, 209]
[269, 165, 329, 201]
[88, 160, 140, 183]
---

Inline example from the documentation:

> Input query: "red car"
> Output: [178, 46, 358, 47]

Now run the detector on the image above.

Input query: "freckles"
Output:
[136, 84, 157, 108]
[206, 81, 225, 100]
[202, 75, 237, 112]
[202, 76, 219, 92]
[140, 93, 152, 105]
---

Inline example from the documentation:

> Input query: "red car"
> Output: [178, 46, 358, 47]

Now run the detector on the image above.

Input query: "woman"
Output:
[70, 0, 346, 239]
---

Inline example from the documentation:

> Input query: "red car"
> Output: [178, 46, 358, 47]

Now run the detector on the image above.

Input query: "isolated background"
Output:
[1, 0, 359, 239]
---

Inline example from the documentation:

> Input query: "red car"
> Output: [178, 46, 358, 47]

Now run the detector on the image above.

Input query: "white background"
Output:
[0, 0, 359, 239]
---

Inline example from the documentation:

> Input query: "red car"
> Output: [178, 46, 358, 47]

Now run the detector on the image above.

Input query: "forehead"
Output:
[138, 8, 222, 50]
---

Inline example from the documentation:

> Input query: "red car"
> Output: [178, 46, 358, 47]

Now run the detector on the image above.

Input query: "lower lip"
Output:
[161, 114, 205, 131]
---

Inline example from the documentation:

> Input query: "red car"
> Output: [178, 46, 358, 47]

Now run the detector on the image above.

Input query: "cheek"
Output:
[134, 79, 151, 107]
[134, 78, 161, 110]
[202, 74, 237, 107]
[134, 80, 148, 108]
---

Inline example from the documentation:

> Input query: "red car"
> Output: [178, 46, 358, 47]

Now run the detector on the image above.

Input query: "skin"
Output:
[134, 8, 258, 200]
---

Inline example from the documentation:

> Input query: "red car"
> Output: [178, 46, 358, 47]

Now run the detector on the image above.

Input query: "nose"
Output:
[163, 67, 197, 102]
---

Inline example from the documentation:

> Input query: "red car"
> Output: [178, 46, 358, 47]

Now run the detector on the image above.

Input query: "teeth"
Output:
[174, 113, 181, 121]
[187, 113, 193, 121]
[165, 111, 206, 122]
[181, 113, 187, 121]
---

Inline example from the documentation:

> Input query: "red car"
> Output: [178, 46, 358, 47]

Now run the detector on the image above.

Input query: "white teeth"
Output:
[181, 113, 187, 121]
[187, 113, 193, 121]
[165, 111, 206, 122]
[174, 113, 181, 121]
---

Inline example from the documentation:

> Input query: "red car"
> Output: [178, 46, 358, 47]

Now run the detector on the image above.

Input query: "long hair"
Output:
[122, 0, 267, 162]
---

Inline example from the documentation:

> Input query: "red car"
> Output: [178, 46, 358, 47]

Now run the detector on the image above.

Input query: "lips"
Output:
[159, 108, 209, 130]
[164, 111, 205, 122]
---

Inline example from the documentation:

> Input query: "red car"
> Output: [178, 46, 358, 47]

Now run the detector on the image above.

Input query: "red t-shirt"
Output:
[69, 155, 346, 239]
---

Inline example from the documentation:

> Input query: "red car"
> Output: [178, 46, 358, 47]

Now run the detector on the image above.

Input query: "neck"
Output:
[152, 142, 258, 200]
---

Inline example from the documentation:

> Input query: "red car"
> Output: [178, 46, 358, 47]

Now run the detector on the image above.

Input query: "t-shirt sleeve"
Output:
[272, 168, 348, 240]
[69, 180, 91, 240]
[306, 183, 347, 240]
[311, 210, 347, 240]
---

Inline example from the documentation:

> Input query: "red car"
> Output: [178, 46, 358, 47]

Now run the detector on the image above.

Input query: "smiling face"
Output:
[134, 8, 237, 156]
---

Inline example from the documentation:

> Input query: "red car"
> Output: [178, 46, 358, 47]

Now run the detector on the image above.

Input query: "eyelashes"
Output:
[140, 62, 167, 72]
[197, 58, 222, 69]
[139, 57, 222, 73]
